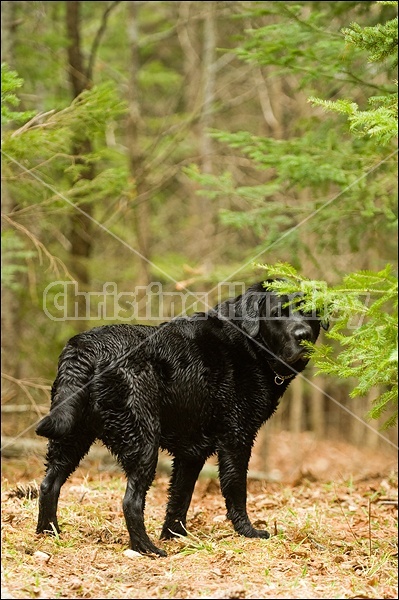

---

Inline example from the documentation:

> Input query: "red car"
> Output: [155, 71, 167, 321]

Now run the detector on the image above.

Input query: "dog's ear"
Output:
[241, 293, 261, 338]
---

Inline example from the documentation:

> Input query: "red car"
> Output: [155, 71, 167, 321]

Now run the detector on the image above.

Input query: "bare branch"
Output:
[86, 1, 122, 82]
[1, 213, 75, 280]
[1, 404, 48, 413]
[1, 373, 50, 417]
[10, 110, 56, 138]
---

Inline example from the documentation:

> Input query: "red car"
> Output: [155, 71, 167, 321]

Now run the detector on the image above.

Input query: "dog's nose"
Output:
[293, 327, 312, 342]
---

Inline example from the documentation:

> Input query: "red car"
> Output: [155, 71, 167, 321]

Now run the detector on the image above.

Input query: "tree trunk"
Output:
[178, 1, 200, 113]
[126, 2, 152, 287]
[200, 1, 216, 176]
[350, 396, 366, 446]
[1, 0, 16, 63]
[1, 1, 21, 379]
[65, 1, 94, 323]
[1, 189, 21, 380]
[66, 1, 90, 96]
[196, 1, 217, 261]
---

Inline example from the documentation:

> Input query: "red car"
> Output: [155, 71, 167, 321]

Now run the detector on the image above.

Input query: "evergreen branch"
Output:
[341, 69, 395, 94]
[279, 4, 342, 38]
[342, 19, 398, 64]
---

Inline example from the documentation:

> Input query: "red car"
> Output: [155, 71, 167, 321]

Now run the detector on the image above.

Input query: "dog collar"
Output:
[261, 341, 296, 386]
[272, 370, 295, 386]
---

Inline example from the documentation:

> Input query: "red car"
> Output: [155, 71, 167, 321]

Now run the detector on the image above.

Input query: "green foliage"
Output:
[342, 17, 398, 64]
[310, 3, 398, 144]
[188, 124, 396, 258]
[2, 79, 128, 208]
[1, 64, 36, 294]
[310, 95, 398, 145]
[2, 0, 397, 428]
[1, 63, 35, 126]
[233, 3, 360, 87]
[257, 262, 398, 428]
[1, 65, 129, 361]
[302, 2, 398, 426]
[1, 231, 35, 291]
[186, 2, 398, 261]
[188, 1, 398, 426]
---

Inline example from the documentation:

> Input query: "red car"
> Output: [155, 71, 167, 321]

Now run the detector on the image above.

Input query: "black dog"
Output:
[36, 281, 325, 556]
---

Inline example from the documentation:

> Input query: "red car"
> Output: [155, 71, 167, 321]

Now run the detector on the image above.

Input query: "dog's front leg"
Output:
[218, 444, 270, 540]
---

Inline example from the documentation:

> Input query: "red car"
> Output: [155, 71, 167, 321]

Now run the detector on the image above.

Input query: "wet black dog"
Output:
[36, 281, 325, 556]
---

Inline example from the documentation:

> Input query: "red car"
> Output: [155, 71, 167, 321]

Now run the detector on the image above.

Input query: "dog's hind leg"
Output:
[118, 440, 166, 557]
[102, 406, 166, 557]
[160, 456, 205, 539]
[36, 431, 96, 535]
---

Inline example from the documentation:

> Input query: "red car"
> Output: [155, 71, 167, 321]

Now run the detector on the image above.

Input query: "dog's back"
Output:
[36, 324, 155, 439]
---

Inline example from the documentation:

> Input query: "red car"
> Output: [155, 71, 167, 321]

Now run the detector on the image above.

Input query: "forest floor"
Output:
[1, 431, 398, 600]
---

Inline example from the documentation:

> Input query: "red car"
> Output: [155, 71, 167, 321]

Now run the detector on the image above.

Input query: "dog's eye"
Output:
[293, 300, 312, 317]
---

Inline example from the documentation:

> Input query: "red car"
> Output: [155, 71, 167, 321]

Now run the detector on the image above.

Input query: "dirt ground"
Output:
[1, 431, 398, 599]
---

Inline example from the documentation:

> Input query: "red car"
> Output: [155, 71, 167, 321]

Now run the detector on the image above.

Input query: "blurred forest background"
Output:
[1, 0, 398, 465]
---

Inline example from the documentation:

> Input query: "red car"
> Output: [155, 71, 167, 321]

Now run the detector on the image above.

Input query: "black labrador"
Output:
[36, 281, 325, 556]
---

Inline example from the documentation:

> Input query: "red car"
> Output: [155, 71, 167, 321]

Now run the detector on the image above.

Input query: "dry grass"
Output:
[1, 433, 398, 599]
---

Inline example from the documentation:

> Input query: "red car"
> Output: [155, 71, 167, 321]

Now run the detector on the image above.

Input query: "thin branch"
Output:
[253, 67, 280, 131]
[1, 373, 50, 418]
[280, 4, 342, 38]
[335, 488, 363, 548]
[3, 153, 76, 181]
[341, 69, 395, 93]
[368, 498, 372, 557]
[1, 404, 48, 413]
[1, 373, 51, 392]
[138, 23, 179, 48]
[10, 110, 56, 138]
[1, 213, 75, 280]
[86, 1, 122, 81]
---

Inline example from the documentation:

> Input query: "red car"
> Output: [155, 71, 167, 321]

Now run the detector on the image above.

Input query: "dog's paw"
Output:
[160, 520, 187, 540]
[234, 523, 271, 539]
[36, 521, 60, 536]
[130, 541, 167, 557]
[148, 546, 168, 558]
[251, 528, 270, 539]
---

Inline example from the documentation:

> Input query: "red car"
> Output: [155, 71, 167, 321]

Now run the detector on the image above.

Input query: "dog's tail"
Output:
[36, 340, 94, 439]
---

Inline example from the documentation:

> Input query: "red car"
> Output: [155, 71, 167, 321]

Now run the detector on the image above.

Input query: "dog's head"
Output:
[217, 281, 328, 372]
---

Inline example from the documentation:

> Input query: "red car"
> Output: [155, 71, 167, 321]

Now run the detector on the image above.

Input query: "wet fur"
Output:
[36, 282, 323, 556]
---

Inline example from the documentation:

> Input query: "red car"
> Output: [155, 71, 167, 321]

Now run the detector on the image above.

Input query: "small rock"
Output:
[123, 549, 143, 559]
[33, 551, 51, 563]
[213, 515, 227, 523]
[69, 578, 82, 590]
